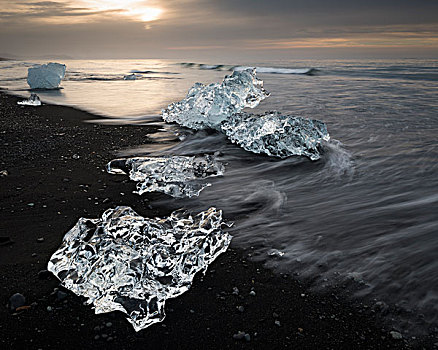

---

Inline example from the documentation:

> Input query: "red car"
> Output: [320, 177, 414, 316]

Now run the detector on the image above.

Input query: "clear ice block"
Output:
[17, 93, 41, 106]
[162, 69, 269, 130]
[48, 206, 232, 331]
[107, 155, 224, 198]
[221, 111, 330, 160]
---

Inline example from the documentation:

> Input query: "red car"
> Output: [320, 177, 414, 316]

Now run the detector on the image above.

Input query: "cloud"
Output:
[0, 0, 161, 24]
[0, 0, 437, 58]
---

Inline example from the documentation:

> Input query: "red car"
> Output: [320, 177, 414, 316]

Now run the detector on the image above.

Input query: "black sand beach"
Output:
[0, 91, 433, 349]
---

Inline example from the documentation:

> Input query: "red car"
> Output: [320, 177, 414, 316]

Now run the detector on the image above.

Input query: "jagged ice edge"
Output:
[47, 206, 232, 331]
[106, 155, 225, 198]
[161, 68, 269, 130]
[220, 111, 330, 160]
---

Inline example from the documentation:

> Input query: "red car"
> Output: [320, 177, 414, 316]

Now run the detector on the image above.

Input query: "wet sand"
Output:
[0, 90, 431, 349]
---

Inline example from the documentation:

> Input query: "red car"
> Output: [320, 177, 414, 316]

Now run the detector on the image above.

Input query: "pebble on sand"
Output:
[390, 331, 402, 340]
[38, 269, 52, 280]
[9, 293, 26, 310]
[233, 331, 251, 342]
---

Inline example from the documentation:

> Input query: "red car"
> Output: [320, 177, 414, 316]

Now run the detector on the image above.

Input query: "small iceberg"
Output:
[17, 93, 41, 106]
[48, 206, 232, 331]
[221, 111, 330, 160]
[107, 155, 224, 198]
[162, 69, 269, 130]
[27, 62, 66, 89]
[124, 73, 141, 80]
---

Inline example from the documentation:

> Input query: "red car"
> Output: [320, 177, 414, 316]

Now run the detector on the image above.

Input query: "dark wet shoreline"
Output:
[0, 90, 433, 349]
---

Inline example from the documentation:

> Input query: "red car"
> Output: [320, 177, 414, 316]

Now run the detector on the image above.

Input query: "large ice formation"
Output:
[162, 69, 269, 130]
[27, 62, 66, 89]
[221, 111, 330, 160]
[48, 206, 232, 331]
[107, 155, 224, 198]
[17, 93, 41, 106]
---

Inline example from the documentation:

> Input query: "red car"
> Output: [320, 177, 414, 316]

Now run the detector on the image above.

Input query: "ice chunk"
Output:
[107, 155, 224, 198]
[268, 249, 285, 257]
[17, 93, 41, 106]
[162, 69, 269, 130]
[47, 206, 232, 331]
[124, 73, 140, 80]
[27, 62, 66, 89]
[221, 111, 330, 160]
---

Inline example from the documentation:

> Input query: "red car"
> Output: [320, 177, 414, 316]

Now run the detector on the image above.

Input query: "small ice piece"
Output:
[17, 93, 41, 106]
[221, 111, 330, 160]
[107, 155, 224, 198]
[162, 69, 269, 130]
[268, 249, 285, 257]
[47, 206, 232, 331]
[124, 73, 140, 80]
[27, 62, 66, 89]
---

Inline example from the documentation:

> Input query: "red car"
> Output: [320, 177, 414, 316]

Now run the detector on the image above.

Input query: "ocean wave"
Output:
[0, 65, 19, 70]
[234, 66, 317, 75]
[129, 69, 179, 74]
[179, 62, 317, 75]
[0, 77, 27, 81]
[64, 74, 178, 82]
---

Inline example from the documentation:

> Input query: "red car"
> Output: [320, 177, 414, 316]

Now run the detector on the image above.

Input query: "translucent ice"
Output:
[27, 62, 66, 89]
[221, 111, 330, 160]
[47, 206, 232, 331]
[107, 155, 224, 198]
[162, 69, 269, 130]
[124, 73, 139, 80]
[17, 93, 41, 106]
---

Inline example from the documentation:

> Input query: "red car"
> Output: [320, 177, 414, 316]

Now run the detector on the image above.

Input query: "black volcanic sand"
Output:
[0, 91, 433, 349]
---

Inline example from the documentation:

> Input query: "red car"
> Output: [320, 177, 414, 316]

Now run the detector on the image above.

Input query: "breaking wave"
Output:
[64, 73, 178, 81]
[179, 62, 317, 75]
[129, 69, 179, 74]
[234, 66, 317, 75]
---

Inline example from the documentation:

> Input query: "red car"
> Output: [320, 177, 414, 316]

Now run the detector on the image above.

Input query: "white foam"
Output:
[234, 66, 315, 75]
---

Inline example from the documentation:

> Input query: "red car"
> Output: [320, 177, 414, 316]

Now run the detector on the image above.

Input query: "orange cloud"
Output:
[0, 0, 163, 25]
[245, 33, 438, 50]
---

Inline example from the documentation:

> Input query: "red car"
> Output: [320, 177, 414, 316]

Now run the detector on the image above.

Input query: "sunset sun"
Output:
[81, 0, 163, 22]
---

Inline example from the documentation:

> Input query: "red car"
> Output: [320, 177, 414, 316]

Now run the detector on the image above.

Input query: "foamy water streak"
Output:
[179, 62, 316, 75]
[1, 58, 438, 334]
[119, 78, 438, 334]
[139, 126, 436, 332]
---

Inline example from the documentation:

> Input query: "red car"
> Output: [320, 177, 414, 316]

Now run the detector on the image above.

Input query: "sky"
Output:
[0, 0, 437, 59]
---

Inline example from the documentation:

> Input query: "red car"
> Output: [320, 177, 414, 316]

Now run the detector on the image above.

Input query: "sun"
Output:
[81, 0, 163, 22]
[128, 6, 163, 22]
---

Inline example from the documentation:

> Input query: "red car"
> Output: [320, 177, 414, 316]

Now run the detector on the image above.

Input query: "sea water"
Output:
[1, 58, 437, 334]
